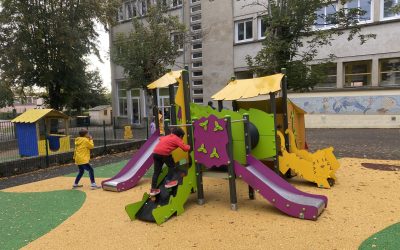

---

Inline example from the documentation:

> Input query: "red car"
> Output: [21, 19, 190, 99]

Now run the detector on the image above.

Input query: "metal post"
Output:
[44, 121, 49, 167]
[270, 92, 280, 174]
[152, 89, 159, 130]
[243, 113, 255, 200]
[182, 67, 193, 146]
[164, 119, 171, 135]
[217, 100, 223, 112]
[145, 117, 149, 139]
[192, 118, 204, 205]
[281, 68, 289, 151]
[168, 84, 176, 125]
[103, 120, 107, 153]
[113, 116, 117, 139]
[225, 115, 238, 210]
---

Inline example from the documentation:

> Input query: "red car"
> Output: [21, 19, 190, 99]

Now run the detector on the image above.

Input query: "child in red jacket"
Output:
[150, 127, 190, 196]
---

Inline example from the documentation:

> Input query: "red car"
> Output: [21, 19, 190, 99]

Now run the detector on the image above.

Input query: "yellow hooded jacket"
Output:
[74, 137, 94, 165]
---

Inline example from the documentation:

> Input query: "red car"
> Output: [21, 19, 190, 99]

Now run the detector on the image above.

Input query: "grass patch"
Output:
[0, 190, 85, 250]
[359, 223, 400, 250]
[65, 160, 154, 179]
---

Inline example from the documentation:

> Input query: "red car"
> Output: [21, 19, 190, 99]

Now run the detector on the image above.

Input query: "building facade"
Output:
[110, 0, 400, 128]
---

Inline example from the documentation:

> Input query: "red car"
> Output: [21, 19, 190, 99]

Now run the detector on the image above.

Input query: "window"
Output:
[235, 71, 253, 79]
[192, 61, 202, 68]
[125, 1, 137, 19]
[191, 0, 200, 3]
[312, 63, 337, 88]
[104, 110, 108, 116]
[382, 0, 400, 19]
[258, 18, 267, 39]
[191, 24, 202, 31]
[193, 80, 203, 86]
[235, 20, 253, 43]
[171, 33, 184, 51]
[192, 52, 202, 59]
[192, 33, 202, 41]
[172, 0, 183, 7]
[193, 98, 204, 104]
[191, 14, 201, 22]
[191, 5, 201, 13]
[192, 43, 202, 50]
[346, 0, 372, 22]
[380, 58, 400, 86]
[118, 82, 128, 116]
[193, 89, 203, 95]
[141, 0, 147, 15]
[315, 2, 338, 28]
[192, 71, 203, 77]
[117, 6, 124, 22]
[344, 60, 372, 87]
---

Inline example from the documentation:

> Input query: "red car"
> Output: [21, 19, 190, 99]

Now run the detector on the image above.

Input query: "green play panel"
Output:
[359, 223, 400, 250]
[65, 160, 155, 179]
[0, 190, 86, 250]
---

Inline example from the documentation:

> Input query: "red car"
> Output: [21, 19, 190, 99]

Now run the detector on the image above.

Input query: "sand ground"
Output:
[4, 158, 400, 250]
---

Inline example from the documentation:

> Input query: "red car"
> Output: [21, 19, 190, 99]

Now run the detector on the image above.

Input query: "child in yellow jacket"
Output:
[73, 129, 100, 189]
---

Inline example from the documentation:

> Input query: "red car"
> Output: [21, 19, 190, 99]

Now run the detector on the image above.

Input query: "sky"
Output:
[88, 24, 112, 91]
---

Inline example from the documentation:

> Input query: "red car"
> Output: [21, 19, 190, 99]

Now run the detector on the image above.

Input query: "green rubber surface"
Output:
[359, 223, 400, 250]
[65, 160, 155, 179]
[0, 190, 86, 250]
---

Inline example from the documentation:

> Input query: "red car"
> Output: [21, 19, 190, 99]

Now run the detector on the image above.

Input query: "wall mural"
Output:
[291, 95, 400, 115]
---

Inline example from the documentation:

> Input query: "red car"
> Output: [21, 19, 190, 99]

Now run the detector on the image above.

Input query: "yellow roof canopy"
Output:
[147, 70, 183, 89]
[12, 109, 69, 123]
[212, 73, 284, 101]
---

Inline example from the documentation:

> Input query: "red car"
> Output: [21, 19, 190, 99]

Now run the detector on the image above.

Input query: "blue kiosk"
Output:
[12, 109, 71, 157]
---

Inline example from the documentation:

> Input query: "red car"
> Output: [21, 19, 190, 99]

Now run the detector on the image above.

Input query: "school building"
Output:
[110, 0, 400, 128]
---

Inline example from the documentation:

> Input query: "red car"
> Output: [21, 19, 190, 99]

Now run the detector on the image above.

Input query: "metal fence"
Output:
[0, 120, 148, 177]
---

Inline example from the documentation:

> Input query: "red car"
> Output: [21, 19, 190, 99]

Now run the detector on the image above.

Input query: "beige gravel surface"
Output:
[4, 158, 399, 250]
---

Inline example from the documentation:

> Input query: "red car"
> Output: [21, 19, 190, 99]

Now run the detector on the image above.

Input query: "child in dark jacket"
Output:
[150, 127, 190, 196]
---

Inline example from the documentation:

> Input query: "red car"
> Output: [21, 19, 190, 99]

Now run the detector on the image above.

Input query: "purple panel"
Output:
[193, 115, 229, 168]
[101, 130, 159, 191]
[234, 157, 328, 220]
[247, 155, 328, 205]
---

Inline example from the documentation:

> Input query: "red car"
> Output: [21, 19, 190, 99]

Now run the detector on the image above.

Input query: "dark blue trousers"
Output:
[74, 163, 95, 184]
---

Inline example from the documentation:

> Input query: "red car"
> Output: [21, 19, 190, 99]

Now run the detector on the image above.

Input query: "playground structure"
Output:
[11, 109, 71, 157]
[105, 68, 341, 225]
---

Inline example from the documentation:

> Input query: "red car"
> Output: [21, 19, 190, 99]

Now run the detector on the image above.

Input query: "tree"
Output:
[0, 0, 119, 110]
[246, 0, 376, 91]
[111, 3, 186, 89]
[65, 70, 110, 113]
[0, 81, 14, 108]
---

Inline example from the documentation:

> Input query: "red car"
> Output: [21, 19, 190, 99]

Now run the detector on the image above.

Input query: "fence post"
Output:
[113, 116, 117, 139]
[145, 117, 149, 139]
[103, 120, 107, 153]
[44, 122, 49, 168]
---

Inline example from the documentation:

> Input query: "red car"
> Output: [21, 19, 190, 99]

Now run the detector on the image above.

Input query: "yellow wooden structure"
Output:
[277, 130, 337, 188]
[124, 126, 133, 139]
[12, 109, 70, 157]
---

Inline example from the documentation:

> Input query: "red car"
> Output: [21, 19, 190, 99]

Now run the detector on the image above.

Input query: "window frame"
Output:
[193, 89, 203, 95]
[192, 52, 203, 59]
[191, 23, 202, 32]
[192, 71, 203, 77]
[314, 2, 339, 30]
[192, 43, 202, 50]
[235, 19, 254, 43]
[379, 57, 400, 86]
[192, 61, 203, 68]
[191, 14, 201, 23]
[343, 60, 372, 87]
[258, 17, 267, 40]
[191, 5, 201, 13]
[192, 80, 203, 86]
[311, 63, 338, 89]
[345, 0, 373, 23]
[381, 0, 400, 20]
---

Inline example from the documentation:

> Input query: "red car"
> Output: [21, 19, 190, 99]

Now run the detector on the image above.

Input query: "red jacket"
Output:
[153, 134, 190, 156]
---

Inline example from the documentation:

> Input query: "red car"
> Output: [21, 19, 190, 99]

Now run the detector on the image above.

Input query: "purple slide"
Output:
[234, 155, 328, 220]
[101, 131, 160, 192]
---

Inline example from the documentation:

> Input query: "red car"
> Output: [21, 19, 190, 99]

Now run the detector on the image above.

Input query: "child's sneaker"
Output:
[72, 184, 83, 189]
[149, 189, 160, 196]
[165, 180, 178, 188]
[90, 183, 101, 190]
